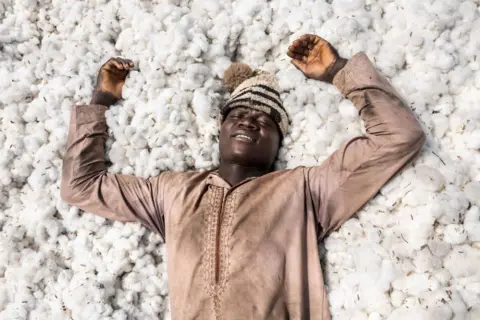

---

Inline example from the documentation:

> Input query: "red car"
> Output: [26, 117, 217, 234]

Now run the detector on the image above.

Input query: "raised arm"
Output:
[288, 35, 426, 239]
[61, 58, 167, 238]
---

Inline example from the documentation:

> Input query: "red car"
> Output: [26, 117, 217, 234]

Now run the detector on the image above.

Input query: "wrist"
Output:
[328, 57, 348, 83]
[90, 90, 119, 107]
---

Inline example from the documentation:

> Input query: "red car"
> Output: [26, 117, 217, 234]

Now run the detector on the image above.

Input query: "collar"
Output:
[205, 170, 258, 189]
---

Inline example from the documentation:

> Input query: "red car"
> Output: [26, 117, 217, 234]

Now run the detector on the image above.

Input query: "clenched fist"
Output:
[287, 34, 347, 83]
[91, 57, 134, 106]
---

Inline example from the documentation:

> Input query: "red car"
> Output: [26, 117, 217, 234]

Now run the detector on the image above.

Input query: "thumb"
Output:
[291, 59, 306, 73]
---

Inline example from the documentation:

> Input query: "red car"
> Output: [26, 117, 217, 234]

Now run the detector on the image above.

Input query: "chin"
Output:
[219, 141, 275, 168]
[225, 151, 262, 167]
[229, 139, 256, 152]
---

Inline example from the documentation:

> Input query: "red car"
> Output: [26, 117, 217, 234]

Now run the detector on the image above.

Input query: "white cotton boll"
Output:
[338, 99, 358, 121]
[439, 290, 467, 318]
[433, 269, 452, 286]
[444, 245, 480, 278]
[340, 218, 365, 242]
[426, 301, 453, 320]
[328, 289, 345, 310]
[460, 288, 480, 313]
[376, 259, 397, 290]
[431, 113, 449, 139]
[436, 185, 469, 224]
[359, 226, 382, 244]
[427, 239, 451, 258]
[392, 273, 440, 296]
[333, 0, 365, 13]
[112, 309, 127, 320]
[466, 282, 480, 295]
[390, 290, 406, 308]
[413, 247, 441, 273]
[414, 165, 446, 192]
[232, 0, 263, 24]
[192, 90, 212, 122]
[368, 312, 382, 320]
[402, 187, 434, 207]
[359, 284, 392, 316]
[448, 113, 466, 135]
[387, 305, 428, 320]
[335, 17, 361, 39]
[376, 46, 405, 77]
[449, 66, 473, 95]
[464, 206, 480, 242]
[475, 70, 480, 89]
[277, 67, 305, 91]
[179, 63, 210, 90]
[434, 96, 456, 116]
[324, 235, 349, 253]
[464, 181, 480, 206]
[467, 307, 480, 320]
[443, 224, 468, 244]
[285, 7, 309, 33]
[353, 311, 369, 320]
[465, 129, 480, 150]
[426, 49, 457, 72]
[397, 211, 435, 251]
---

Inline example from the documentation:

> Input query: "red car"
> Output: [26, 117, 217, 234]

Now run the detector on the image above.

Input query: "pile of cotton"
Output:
[0, 0, 479, 319]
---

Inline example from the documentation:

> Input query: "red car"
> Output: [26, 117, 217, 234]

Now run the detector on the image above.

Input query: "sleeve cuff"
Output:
[332, 52, 377, 96]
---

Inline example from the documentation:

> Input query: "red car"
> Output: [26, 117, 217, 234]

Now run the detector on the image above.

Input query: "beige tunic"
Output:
[61, 53, 425, 319]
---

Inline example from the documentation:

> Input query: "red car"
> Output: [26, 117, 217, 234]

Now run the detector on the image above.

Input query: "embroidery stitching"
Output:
[217, 191, 237, 294]
[203, 186, 223, 296]
[202, 188, 238, 319]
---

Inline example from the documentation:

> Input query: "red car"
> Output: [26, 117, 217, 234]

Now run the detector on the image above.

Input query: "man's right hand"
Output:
[90, 57, 134, 107]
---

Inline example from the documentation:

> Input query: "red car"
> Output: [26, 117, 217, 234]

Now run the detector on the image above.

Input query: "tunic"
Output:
[61, 53, 425, 319]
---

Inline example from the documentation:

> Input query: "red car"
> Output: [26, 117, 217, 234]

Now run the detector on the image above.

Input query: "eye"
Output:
[258, 116, 274, 127]
[227, 110, 244, 119]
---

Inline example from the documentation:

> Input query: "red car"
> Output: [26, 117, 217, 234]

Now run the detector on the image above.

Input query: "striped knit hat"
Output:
[220, 63, 288, 136]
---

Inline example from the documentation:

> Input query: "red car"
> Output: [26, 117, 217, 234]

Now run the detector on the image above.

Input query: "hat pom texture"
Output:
[223, 63, 254, 93]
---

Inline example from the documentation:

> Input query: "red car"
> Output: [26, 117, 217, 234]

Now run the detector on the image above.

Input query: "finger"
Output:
[118, 58, 135, 70]
[289, 42, 310, 53]
[288, 39, 305, 53]
[121, 60, 130, 70]
[291, 59, 306, 73]
[125, 59, 135, 68]
[287, 51, 306, 62]
[301, 34, 321, 44]
[291, 39, 309, 51]
[288, 47, 307, 58]
[289, 46, 312, 60]
[105, 58, 124, 71]
[114, 58, 127, 70]
[301, 34, 323, 50]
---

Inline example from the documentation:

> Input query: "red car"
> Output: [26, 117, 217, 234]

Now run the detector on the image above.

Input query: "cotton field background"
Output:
[1, 0, 479, 319]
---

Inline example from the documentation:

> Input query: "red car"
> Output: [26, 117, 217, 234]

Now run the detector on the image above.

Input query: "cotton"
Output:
[0, 0, 479, 319]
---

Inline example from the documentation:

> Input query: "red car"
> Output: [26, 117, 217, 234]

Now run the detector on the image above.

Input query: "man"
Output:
[61, 34, 425, 319]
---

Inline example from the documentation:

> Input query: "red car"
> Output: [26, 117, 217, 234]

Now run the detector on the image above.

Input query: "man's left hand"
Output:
[287, 34, 347, 83]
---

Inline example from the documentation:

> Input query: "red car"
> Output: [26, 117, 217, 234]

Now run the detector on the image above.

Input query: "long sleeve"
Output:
[60, 105, 167, 238]
[307, 52, 426, 240]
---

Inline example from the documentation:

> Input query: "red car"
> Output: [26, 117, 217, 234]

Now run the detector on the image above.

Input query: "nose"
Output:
[238, 115, 259, 130]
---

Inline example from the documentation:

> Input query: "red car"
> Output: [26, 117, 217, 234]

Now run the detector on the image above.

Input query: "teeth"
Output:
[235, 134, 252, 141]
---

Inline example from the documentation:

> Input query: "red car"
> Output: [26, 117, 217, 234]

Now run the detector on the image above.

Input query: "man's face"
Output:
[219, 107, 281, 170]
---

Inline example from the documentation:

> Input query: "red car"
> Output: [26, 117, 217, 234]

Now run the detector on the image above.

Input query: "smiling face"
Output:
[219, 107, 281, 170]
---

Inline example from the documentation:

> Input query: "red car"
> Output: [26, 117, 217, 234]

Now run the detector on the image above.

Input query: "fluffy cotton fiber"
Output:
[0, 0, 479, 319]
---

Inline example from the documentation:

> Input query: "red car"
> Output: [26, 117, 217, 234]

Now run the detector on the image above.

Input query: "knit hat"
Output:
[220, 63, 288, 136]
